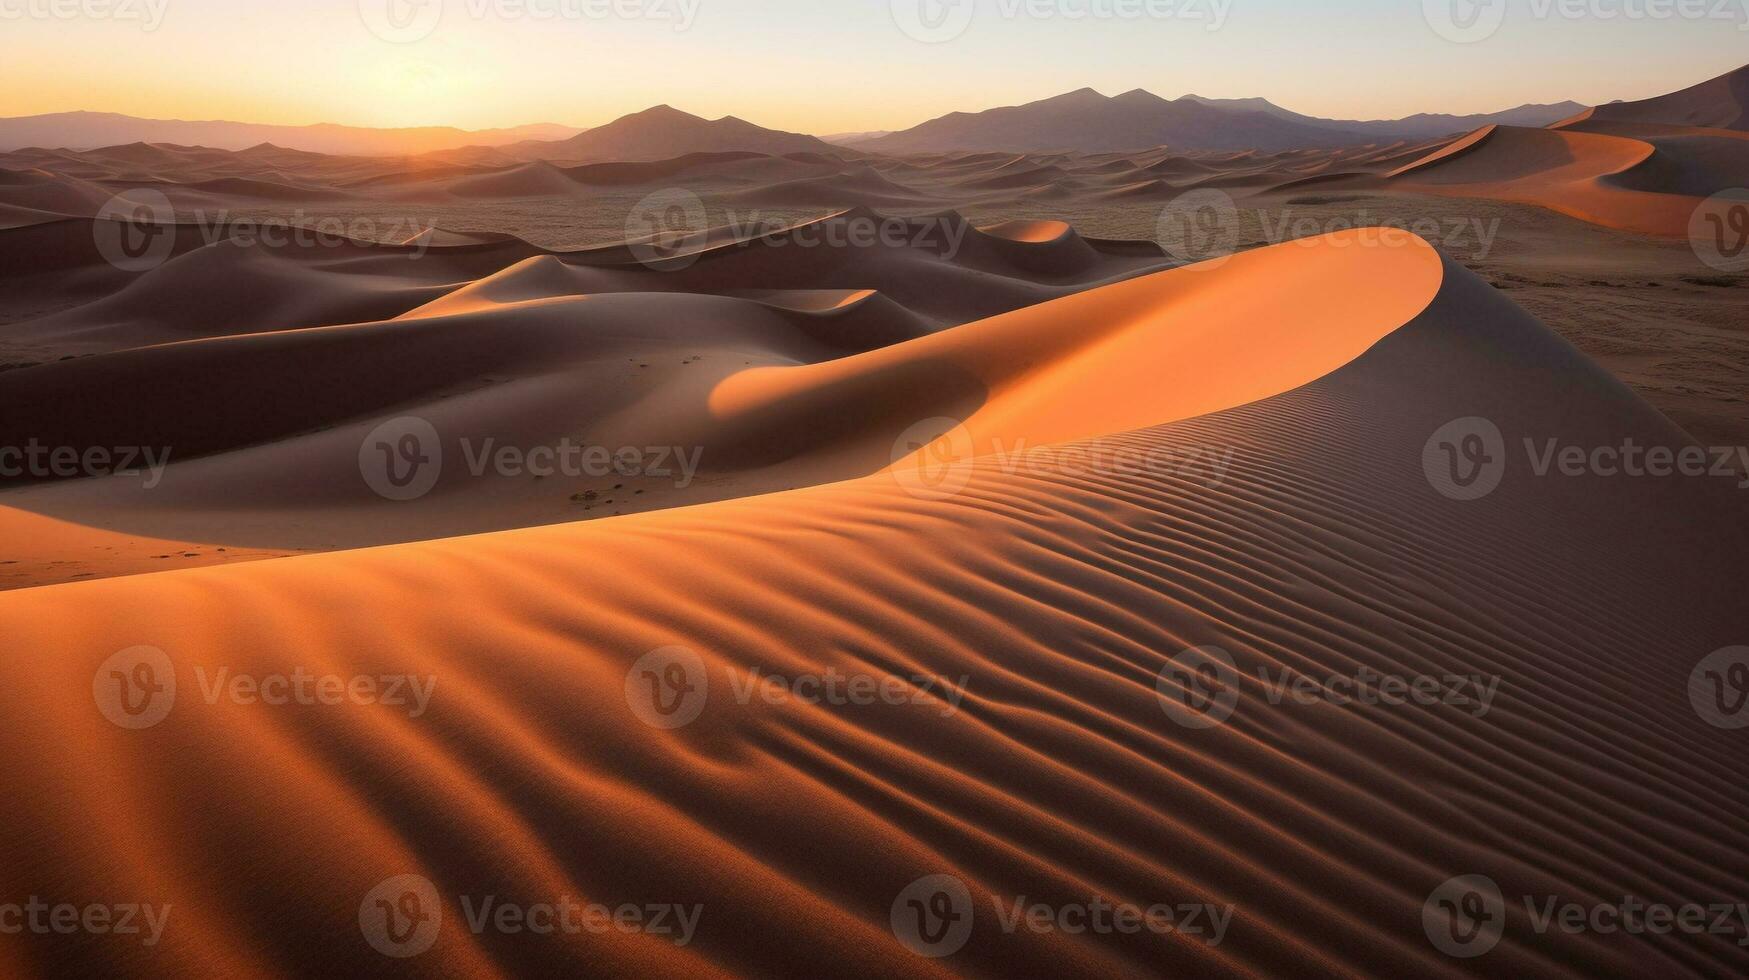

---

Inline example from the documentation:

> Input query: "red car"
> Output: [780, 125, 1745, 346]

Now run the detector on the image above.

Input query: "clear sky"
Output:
[1, 0, 1743, 134]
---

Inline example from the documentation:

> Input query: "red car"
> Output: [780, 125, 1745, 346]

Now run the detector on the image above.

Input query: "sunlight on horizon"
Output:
[0, 0, 1743, 132]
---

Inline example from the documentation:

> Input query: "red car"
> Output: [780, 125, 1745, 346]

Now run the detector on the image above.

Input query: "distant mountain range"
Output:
[1178, 95, 1589, 141]
[0, 111, 582, 156]
[12, 68, 1745, 163]
[855, 89, 1587, 153]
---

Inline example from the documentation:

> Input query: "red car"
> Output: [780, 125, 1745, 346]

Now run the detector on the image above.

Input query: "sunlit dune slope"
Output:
[709, 228, 1441, 463]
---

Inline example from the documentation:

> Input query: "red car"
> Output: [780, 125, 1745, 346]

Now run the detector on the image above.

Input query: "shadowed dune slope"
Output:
[0, 240, 1745, 977]
[1573, 63, 1749, 132]
[0, 208, 1168, 362]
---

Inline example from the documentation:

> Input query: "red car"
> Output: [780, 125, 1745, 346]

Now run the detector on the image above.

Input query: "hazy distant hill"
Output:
[499, 105, 838, 163]
[862, 88, 1585, 153]
[0, 111, 582, 155]
[1178, 95, 1586, 141]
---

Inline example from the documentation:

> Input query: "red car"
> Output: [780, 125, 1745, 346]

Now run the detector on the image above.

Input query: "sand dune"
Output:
[441, 161, 587, 200]
[718, 166, 939, 208]
[956, 163, 1077, 191]
[0, 208, 1174, 586]
[1575, 64, 1748, 132]
[168, 175, 348, 201]
[0, 173, 116, 226]
[1086, 178, 1182, 201]
[736, 288, 936, 353]
[1359, 65, 1749, 238]
[562, 152, 798, 186]
[976, 218, 1073, 243]
[3, 232, 1745, 976]
[1, 221, 538, 357]
[706, 229, 1440, 461]
[1387, 124, 1737, 237]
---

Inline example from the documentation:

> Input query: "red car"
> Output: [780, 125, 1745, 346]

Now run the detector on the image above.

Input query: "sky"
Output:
[0, 0, 1743, 134]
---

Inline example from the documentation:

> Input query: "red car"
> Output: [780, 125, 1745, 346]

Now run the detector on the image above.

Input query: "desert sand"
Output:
[3, 232, 1747, 976]
[2, 61, 1747, 979]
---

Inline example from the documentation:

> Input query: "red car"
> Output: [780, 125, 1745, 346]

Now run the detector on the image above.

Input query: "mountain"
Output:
[862, 89, 1585, 153]
[499, 105, 838, 163]
[1573, 63, 1748, 130]
[1179, 94, 1587, 140]
[0, 111, 582, 156]
[860, 89, 1373, 153]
